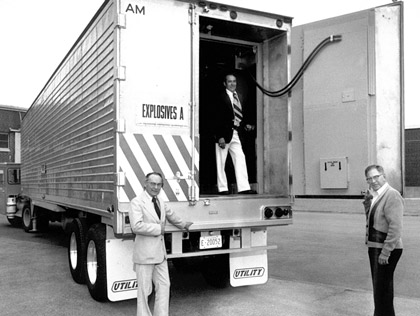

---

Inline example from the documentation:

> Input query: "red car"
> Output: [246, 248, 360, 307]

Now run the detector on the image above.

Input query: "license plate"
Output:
[199, 235, 222, 250]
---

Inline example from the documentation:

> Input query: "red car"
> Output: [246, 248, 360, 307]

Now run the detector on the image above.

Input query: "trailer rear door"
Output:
[292, 2, 404, 197]
[116, 0, 197, 213]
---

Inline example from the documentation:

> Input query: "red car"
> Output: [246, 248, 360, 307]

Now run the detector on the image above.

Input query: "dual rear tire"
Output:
[68, 218, 87, 284]
[68, 220, 108, 301]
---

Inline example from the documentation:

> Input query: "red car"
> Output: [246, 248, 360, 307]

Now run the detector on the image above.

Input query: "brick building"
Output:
[0, 105, 27, 163]
[405, 127, 420, 197]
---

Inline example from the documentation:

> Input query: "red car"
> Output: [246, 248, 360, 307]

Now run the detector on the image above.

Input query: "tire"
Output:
[201, 254, 230, 288]
[37, 216, 50, 232]
[68, 218, 87, 284]
[22, 206, 32, 232]
[85, 223, 108, 302]
[7, 216, 22, 228]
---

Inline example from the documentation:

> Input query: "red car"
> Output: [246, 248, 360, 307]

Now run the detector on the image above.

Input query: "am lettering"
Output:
[126, 4, 145, 15]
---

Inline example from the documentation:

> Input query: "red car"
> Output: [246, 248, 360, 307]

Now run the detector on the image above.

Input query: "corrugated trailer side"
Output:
[21, 1, 117, 217]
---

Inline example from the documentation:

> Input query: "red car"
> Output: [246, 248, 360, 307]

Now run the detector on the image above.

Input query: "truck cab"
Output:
[0, 163, 21, 227]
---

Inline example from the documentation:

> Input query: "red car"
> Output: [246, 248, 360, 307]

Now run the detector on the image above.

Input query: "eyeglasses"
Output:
[148, 181, 163, 187]
[366, 174, 383, 183]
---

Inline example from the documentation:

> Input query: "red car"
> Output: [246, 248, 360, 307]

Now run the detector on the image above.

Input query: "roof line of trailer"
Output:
[25, 0, 295, 116]
[26, 0, 111, 115]
[179, 0, 293, 22]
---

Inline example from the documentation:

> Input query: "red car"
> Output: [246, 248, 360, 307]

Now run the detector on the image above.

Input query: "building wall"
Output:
[0, 105, 26, 163]
[405, 128, 420, 187]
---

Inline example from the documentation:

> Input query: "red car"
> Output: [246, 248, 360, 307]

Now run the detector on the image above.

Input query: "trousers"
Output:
[368, 248, 402, 316]
[215, 130, 250, 192]
[135, 260, 170, 316]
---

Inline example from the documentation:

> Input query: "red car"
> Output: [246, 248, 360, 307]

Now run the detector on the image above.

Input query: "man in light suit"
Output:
[129, 172, 193, 316]
[363, 165, 403, 316]
[215, 73, 256, 195]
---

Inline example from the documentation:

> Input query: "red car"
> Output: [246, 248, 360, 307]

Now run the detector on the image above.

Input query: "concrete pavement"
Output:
[169, 270, 420, 316]
[170, 278, 420, 316]
[1, 212, 420, 315]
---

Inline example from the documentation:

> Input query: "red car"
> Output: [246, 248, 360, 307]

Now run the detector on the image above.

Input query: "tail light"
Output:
[262, 206, 292, 219]
[264, 207, 274, 219]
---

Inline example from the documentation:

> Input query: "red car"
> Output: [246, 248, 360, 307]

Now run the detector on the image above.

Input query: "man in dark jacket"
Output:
[214, 73, 256, 195]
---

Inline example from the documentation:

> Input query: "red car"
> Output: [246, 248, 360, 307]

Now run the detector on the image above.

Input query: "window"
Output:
[8, 168, 21, 185]
[0, 133, 8, 149]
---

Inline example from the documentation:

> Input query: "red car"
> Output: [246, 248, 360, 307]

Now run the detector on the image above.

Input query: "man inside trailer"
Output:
[214, 73, 257, 195]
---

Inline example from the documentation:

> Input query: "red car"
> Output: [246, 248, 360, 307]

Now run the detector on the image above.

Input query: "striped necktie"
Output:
[152, 196, 161, 219]
[232, 92, 243, 125]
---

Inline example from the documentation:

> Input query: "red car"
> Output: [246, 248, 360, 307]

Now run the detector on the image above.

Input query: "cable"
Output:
[250, 34, 342, 97]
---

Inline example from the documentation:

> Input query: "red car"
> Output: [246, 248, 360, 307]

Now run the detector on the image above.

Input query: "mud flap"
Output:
[229, 250, 268, 287]
[106, 239, 137, 302]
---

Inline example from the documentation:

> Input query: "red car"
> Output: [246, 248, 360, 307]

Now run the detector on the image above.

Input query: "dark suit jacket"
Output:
[214, 90, 252, 143]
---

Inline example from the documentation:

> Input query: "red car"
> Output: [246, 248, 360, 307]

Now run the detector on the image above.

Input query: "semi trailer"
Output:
[1, 0, 403, 303]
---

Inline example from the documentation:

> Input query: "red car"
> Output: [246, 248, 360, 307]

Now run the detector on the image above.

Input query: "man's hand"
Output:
[378, 253, 389, 265]
[218, 138, 226, 149]
[184, 222, 193, 231]
[244, 124, 255, 132]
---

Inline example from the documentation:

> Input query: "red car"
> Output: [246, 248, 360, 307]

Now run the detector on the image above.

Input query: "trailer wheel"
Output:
[85, 223, 108, 302]
[7, 217, 22, 228]
[22, 206, 32, 232]
[68, 218, 87, 284]
[201, 254, 230, 288]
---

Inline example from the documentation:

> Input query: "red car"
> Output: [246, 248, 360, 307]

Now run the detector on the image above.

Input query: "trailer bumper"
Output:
[105, 227, 275, 301]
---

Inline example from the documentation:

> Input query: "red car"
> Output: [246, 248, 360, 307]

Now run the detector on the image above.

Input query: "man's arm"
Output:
[214, 93, 233, 142]
[163, 202, 193, 231]
[381, 190, 404, 257]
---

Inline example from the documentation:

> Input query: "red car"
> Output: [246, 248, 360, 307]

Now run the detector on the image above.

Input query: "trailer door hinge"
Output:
[117, 14, 126, 28]
[116, 172, 126, 186]
[189, 4, 196, 25]
[116, 119, 126, 133]
[115, 66, 126, 81]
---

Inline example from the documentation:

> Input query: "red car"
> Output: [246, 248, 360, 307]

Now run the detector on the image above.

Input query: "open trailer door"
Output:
[197, 8, 292, 197]
[291, 2, 404, 200]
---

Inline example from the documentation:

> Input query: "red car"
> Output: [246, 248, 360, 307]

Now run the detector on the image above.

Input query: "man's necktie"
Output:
[232, 92, 243, 125]
[152, 196, 161, 219]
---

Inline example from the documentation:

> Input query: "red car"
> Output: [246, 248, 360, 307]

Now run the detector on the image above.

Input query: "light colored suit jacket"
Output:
[129, 190, 186, 264]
